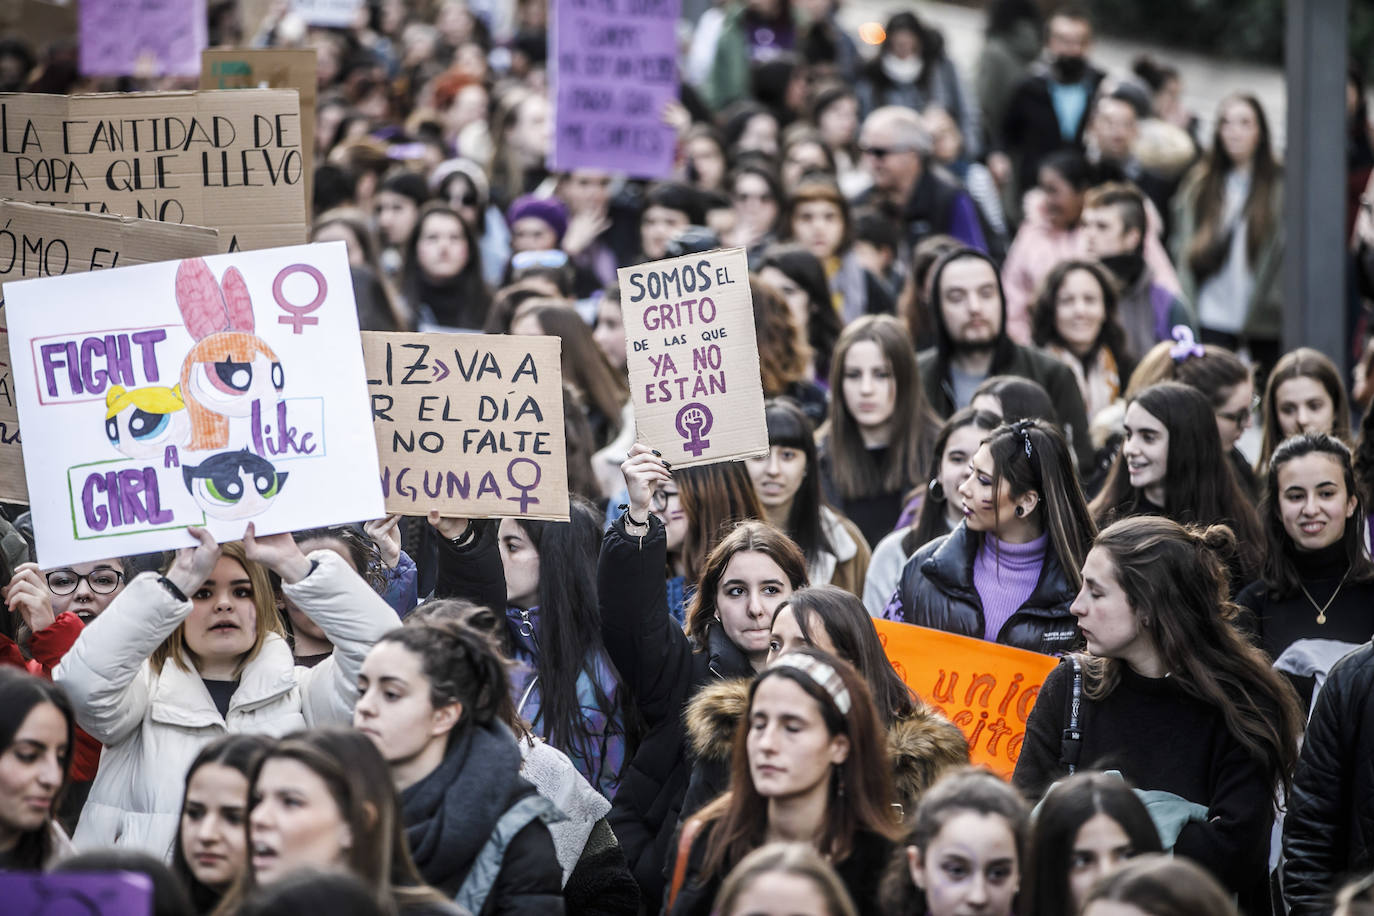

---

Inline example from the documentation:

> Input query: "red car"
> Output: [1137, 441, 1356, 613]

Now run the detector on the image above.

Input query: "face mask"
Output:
[1100, 251, 1145, 285]
[881, 54, 923, 85]
[1052, 54, 1088, 83]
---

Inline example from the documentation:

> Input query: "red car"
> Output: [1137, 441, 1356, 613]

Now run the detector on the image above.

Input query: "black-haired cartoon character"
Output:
[182, 449, 289, 520]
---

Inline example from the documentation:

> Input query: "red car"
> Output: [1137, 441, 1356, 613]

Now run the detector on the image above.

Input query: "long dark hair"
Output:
[823, 315, 938, 500]
[1084, 854, 1240, 916]
[678, 461, 767, 582]
[697, 650, 900, 881]
[509, 496, 624, 788]
[1091, 382, 1263, 581]
[1186, 93, 1281, 277]
[906, 408, 1002, 553]
[686, 521, 809, 649]
[0, 669, 73, 870]
[773, 586, 917, 725]
[758, 243, 843, 378]
[400, 202, 490, 325]
[981, 420, 1097, 590]
[516, 305, 628, 449]
[761, 399, 835, 568]
[173, 735, 273, 914]
[1030, 259, 1135, 373]
[1023, 772, 1164, 916]
[1084, 517, 1304, 800]
[1258, 348, 1352, 471]
[1259, 433, 1374, 598]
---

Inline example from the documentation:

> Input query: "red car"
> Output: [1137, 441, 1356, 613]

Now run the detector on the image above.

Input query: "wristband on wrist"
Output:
[451, 519, 477, 546]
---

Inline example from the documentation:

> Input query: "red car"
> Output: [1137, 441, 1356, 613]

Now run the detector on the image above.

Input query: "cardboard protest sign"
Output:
[291, 0, 365, 26]
[0, 200, 221, 505]
[550, 0, 680, 179]
[361, 332, 569, 520]
[4, 240, 382, 567]
[618, 247, 767, 467]
[80, 0, 209, 79]
[0, 90, 307, 254]
[201, 49, 318, 229]
[873, 619, 1059, 779]
[0, 870, 153, 916]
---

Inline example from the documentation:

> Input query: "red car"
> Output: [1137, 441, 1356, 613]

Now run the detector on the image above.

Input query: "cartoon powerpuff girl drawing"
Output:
[104, 384, 190, 459]
[175, 258, 285, 450]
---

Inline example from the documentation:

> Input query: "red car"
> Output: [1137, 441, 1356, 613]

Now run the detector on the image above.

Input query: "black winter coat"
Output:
[1000, 64, 1107, 193]
[597, 513, 754, 904]
[1283, 641, 1374, 915]
[885, 524, 1079, 655]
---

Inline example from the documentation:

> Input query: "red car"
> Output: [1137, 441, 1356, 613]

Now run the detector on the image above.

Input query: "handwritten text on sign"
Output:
[618, 247, 768, 467]
[0, 90, 307, 253]
[0, 200, 220, 504]
[362, 332, 570, 520]
[873, 619, 1058, 779]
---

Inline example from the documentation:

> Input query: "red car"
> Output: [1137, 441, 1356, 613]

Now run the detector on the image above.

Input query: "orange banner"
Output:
[873, 619, 1060, 778]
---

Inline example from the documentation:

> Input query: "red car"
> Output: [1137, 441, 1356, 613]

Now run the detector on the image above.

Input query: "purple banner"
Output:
[79, 0, 208, 78]
[550, 0, 681, 180]
[0, 871, 154, 915]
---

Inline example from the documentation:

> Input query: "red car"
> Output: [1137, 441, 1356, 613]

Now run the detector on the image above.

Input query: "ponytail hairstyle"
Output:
[376, 616, 509, 735]
[906, 407, 1002, 553]
[1125, 339, 1249, 403]
[981, 419, 1096, 590]
[685, 521, 808, 649]
[1259, 433, 1374, 598]
[878, 767, 1029, 916]
[1084, 517, 1303, 800]
[1092, 382, 1263, 581]
[1258, 347, 1352, 471]
[698, 649, 899, 881]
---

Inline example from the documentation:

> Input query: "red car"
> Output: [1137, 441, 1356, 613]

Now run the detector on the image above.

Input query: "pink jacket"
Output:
[1002, 189, 1181, 346]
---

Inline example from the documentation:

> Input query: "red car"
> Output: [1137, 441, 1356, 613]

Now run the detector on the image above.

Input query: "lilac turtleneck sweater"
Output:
[974, 532, 1048, 643]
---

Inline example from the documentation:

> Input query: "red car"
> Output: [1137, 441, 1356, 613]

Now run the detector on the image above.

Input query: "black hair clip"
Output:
[1010, 419, 1034, 458]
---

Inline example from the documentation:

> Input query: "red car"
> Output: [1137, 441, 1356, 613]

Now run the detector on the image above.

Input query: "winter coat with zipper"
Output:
[1282, 641, 1374, 915]
[54, 551, 397, 858]
[597, 512, 754, 904]
[882, 523, 1079, 656]
[678, 678, 971, 822]
[434, 522, 628, 801]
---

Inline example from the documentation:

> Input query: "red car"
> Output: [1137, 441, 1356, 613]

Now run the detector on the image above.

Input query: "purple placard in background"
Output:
[550, 0, 681, 180]
[79, 0, 208, 78]
[0, 871, 154, 916]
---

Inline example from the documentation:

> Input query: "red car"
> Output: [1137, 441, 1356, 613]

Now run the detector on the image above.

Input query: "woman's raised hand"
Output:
[621, 443, 671, 522]
[167, 527, 222, 597]
[427, 510, 471, 541]
[243, 522, 313, 585]
[363, 514, 404, 568]
[3, 563, 56, 632]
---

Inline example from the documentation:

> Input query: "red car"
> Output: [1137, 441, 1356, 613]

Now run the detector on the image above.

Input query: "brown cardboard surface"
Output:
[0, 89, 306, 254]
[361, 332, 570, 520]
[0, 1, 78, 55]
[0, 200, 220, 504]
[201, 49, 316, 231]
[617, 247, 768, 467]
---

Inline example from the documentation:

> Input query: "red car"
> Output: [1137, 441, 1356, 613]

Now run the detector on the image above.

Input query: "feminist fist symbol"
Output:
[675, 402, 713, 457]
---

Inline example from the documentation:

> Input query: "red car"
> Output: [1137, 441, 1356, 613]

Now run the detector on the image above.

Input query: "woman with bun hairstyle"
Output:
[885, 419, 1095, 655]
[354, 620, 563, 912]
[1236, 434, 1374, 709]
[667, 649, 901, 916]
[1015, 516, 1303, 914]
[1090, 381, 1264, 588]
[601, 445, 808, 903]
[1023, 771, 1164, 916]
[1257, 347, 1352, 474]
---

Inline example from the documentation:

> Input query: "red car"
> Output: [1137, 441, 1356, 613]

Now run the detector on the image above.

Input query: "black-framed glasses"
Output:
[1216, 395, 1260, 428]
[650, 487, 680, 512]
[46, 568, 123, 596]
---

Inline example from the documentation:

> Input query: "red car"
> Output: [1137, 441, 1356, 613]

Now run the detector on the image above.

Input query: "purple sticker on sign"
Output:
[550, 0, 681, 180]
[0, 870, 154, 915]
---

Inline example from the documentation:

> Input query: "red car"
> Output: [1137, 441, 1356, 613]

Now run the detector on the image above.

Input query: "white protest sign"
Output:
[4, 240, 382, 566]
[617, 247, 767, 466]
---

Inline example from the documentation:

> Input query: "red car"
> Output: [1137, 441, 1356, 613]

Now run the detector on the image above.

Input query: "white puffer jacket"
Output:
[55, 550, 398, 859]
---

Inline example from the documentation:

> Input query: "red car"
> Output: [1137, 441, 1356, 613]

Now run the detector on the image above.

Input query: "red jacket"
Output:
[0, 612, 102, 781]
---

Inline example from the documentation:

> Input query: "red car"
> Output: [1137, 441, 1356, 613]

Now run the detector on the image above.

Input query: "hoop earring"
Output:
[928, 478, 945, 503]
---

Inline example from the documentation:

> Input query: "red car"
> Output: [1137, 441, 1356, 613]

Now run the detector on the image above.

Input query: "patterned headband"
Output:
[770, 653, 852, 715]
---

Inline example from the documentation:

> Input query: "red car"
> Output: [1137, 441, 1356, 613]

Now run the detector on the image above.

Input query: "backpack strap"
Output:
[1059, 655, 1084, 774]
[667, 818, 705, 914]
[454, 794, 562, 915]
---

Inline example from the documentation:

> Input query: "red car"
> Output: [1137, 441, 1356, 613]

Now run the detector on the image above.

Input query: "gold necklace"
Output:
[1299, 569, 1351, 625]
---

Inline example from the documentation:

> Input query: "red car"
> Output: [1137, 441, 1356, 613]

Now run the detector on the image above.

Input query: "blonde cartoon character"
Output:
[104, 384, 190, 459]
[175, 257, 285, 450]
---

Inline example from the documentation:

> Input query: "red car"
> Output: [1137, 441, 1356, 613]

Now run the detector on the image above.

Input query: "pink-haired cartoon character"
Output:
[175, 258, 285, 451]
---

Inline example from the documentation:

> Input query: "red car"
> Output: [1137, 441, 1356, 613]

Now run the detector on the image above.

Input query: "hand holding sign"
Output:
[621, 443, 671, 521]
[166, 526, 222, 597]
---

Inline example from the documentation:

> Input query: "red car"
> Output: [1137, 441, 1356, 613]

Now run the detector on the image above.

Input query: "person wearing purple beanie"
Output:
[507, 194, 568, 252]
[884, 419, 1096, 655]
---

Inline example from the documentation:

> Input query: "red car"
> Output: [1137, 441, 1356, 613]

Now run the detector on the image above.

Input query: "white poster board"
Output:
[4, 240, 383, 566]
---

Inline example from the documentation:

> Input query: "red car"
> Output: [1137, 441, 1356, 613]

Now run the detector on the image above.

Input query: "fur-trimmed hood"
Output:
[684, 678, 971, 808]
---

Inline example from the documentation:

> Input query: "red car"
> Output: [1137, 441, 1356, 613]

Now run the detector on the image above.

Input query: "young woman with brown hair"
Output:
[1257, 348, 1352, 474]
[667, 649, 901, 916]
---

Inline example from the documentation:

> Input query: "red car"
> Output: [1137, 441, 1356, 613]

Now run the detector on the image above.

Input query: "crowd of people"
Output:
[4, 0, 1374, 914]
